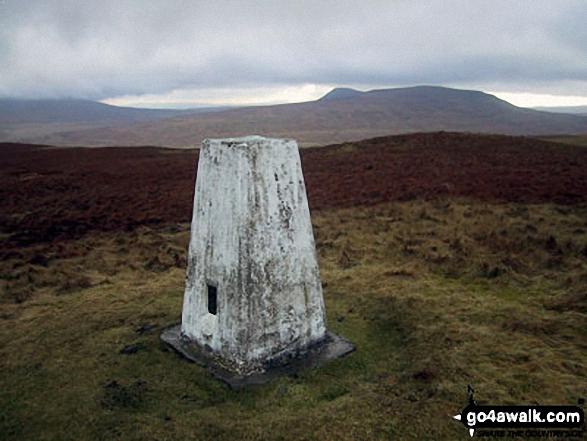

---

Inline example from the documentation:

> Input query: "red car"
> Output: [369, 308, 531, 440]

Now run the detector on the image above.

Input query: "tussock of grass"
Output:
[2, 200, 586, 440]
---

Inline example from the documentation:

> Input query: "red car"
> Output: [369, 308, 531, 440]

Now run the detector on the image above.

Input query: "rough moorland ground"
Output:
[2, 132, 586, 246]
[1, 132, 586, 440]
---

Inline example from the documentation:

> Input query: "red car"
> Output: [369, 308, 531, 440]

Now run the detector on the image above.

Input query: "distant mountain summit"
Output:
[3, 86, 586, 147]
[318, 88, 364, 101]
[322, 85, 515, 110]
[319, 85, 512, 107]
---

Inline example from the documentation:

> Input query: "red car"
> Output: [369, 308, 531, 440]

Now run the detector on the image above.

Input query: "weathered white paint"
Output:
[181, 136, 327, 375]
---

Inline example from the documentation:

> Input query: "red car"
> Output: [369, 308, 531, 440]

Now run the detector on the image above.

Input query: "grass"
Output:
[1, 200, 586, 440]
[540, 136, 587, 148]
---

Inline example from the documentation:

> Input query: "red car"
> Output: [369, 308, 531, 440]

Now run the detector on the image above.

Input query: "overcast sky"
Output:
[1, 0, 587, 108]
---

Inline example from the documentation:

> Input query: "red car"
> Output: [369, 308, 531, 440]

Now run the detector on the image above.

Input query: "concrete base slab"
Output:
[161, 325, 356, 388]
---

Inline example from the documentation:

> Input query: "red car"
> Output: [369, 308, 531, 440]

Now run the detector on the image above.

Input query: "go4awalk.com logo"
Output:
[453, 386, 585, 438]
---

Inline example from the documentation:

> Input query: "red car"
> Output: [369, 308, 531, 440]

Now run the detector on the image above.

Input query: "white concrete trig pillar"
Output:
[162, 136, 354, 387]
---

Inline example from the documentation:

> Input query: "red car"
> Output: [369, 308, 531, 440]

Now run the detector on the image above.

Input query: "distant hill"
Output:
[318, 87, 364, 101]
[0, 99, 228, 142]
[533, 105, 587, 115]
[5, 86, 587, 147]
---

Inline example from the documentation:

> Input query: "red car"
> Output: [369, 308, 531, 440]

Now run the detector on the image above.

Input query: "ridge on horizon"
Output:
[318, 85, 516, 108]
[0, 85, 524, 113]
[1, 85, 586, 147]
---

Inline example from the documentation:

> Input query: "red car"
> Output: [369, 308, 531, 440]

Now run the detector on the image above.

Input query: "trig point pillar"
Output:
[162, 136, 354, 387]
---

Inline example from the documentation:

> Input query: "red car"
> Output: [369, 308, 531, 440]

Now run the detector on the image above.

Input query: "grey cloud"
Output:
[1, 0, 586, 100]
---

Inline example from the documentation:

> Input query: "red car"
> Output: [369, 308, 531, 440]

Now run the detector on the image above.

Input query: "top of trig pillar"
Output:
[204, 136, 296, 148]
